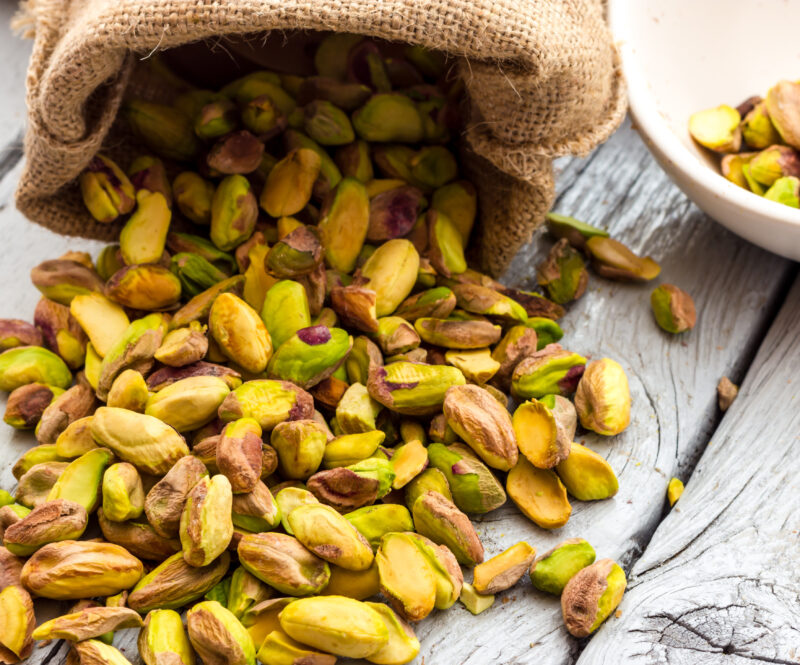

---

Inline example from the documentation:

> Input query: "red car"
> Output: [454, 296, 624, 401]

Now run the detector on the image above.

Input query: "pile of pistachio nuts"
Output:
[689, 79, 800, 207]
[0, 33, 655, 665]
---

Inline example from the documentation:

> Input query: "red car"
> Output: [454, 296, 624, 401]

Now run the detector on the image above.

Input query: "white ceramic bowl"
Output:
[609, 0, 800, 260]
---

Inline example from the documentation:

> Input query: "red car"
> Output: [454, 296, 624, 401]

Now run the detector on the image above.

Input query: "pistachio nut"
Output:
[0, 319, 43, 351]
[284, 130, 343, 199]
[232, 480, 282, 532]
[268, 326, 351, 389]
[186, 600, 255, 665]
[431, 180, 476, 246]
[242, 95, 286, 138]
[274, 487, 319, 535]
[124, 100, 200, 161]
[261, 148, 321, 218]
[171, 253, 230, 298]
[472, 541, 536, 595]
[415, 317, 501, 350]
[261, 280, 312, 350]
[106, 264, 183, 311]
[209, 175, 258, 252]
[144, 455, 209, 537]
[500, 287, 564, 321]
[257, 629, 336, 665]
[271, 419, 328, 480]
[404, 468, 452, 511]
[537, 238, 589, 304]
[237, 532, 330, 596]
[317, 562, 378, 603]
[323, 430, 385, 468]
[741, 101, 782, 149]
[0, 584, 34, 662]
[512, 399, 570, 469]
[91, 406, 189, 475]
[343, 504, 414, 551]
[459, 582, 494, 615]
[227, 566, 273, 619]
[79, 154, 136, 223]
[367, 361, 465, 416]
[94, 244, 124, 282]
[217, 418, 263, 494]
[21, 540, 143, 599]
[544, 212, 609, 251]
[174, 171, 215, 225]
[219, 379, 314, 430]
[427, 210, 467, 277]
[209, 293, 273, 374]
[330, 284, 379, 333]
[442, 384, 517, 471]
[3, 500, 87, 557]
[14, 462, 68, 508]
[572, 358, 630, 437]
[359, 239, 420, 317]
[97, 510, 181, 561]
[334, 140, 373, 184]
[278, 595, 389, 659]
[301, 99, 354, 146]
[374, 532, 438, 623]
[146, 376, 230, 432]
[545, 394, 578, 442]
[488, 326, 536, 391]
[128, 551, 231, 613]
[561, 559, 626, 637]
[529, 538, 597, 595]
[764, 175, 800, 208]
[765, 80, 800, 149]
[426, 442, 506, 514]
[312, 32, 364, 78]
[585, 237, 661, 282]
[69, 639, 135, 664]
[129, 158, 174, 207]
[12, 443, 67, 480]
[32, 606, 143, 642]
[511, 343, 586, 400]
[289, 502, 375, 571]
[688, 104, 742, 152]
[389, 438, 427, 489]
[314, 180, 370, 274]
[352, 93, 423, 143]
[347, 41, 391, 92]
[31, 259, 104, 307]
[335, 383, 382, 434]
[83, 343, 102, 391]
[721, 153, 751, 189]
[506, 456, 571, 529]
[180, 474, 234, 567]
[69, 293, 130, 358]
[373, 316, 419, 356]
[46, 447, 113, 512]
[101, 462, 144, 522]
[747, 145, 800, 187]
[717, 375, 738, 412]
[138, 609, 196, 665]
[120, 190, 172, 265]
[411, 490, 483, 566]
[307, 458, 395, 511]
[556, 442, 619, 501]
[345, 336, 382, 386]
[36, 383, 96, 445]
[154, 323, 209, 367]
[666, 477, 684, 506]
[207, 130, 265, 176]
[4, 383, 61, 429]
[265, 226, 323, 279]
[0, 346, 72, 392]
[170, 275, 245, 330]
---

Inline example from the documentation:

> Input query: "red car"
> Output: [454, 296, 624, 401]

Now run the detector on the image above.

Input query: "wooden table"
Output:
[0, 7, 797, 664]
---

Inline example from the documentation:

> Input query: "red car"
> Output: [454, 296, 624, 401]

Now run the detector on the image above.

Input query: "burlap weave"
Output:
[14, 0, 625, 276]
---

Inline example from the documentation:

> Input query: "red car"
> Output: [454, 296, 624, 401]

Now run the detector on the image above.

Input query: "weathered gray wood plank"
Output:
[0, 3, 32, 167]
[577, 275, 800, 665]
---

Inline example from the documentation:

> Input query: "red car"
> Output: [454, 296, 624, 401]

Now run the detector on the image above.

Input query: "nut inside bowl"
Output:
[609, 0, 800, 260]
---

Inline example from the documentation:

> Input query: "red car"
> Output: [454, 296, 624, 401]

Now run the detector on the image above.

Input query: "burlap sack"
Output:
[14, 0, 625, 276]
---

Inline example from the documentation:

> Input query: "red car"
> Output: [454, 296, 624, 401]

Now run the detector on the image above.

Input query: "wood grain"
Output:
[578, 276, 800, 665]
[0, 49, 794, 665]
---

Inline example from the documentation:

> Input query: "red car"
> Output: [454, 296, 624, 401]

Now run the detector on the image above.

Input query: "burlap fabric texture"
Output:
[14, 0, 626, 276]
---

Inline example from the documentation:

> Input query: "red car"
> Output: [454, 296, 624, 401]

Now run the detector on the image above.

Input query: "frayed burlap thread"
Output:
[14, 0, 626, 275]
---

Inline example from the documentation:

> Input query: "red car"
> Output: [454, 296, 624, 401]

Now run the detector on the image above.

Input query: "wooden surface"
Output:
[0, 16, 798, 665]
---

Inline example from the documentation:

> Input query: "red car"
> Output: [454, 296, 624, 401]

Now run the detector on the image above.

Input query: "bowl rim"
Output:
[608, 0, 800, 227]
